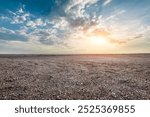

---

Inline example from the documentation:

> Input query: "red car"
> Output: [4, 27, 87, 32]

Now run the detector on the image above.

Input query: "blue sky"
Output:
[0, 0, 150, 54]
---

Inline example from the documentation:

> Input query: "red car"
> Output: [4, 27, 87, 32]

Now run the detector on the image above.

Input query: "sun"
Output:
[89, 36, 108, 45]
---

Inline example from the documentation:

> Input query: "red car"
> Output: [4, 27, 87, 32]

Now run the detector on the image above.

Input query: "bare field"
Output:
[0, 54, 150, 100]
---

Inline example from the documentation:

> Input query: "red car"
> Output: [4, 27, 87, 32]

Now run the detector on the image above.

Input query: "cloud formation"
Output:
[0, 0, 150, 53]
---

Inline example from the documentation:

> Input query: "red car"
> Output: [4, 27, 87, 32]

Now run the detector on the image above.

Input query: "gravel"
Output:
[0, 54, 150, 100]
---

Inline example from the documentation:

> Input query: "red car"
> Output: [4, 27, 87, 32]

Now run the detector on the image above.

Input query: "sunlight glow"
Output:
[89, 36, 108, 45]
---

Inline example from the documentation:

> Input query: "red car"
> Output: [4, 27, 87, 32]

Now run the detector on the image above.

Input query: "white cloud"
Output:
[16, 26, 28, 36]
[18, 7, 24, 14]
[26, 18, 46, 28]
[26, 21, 36, 28]
[0, 1, 149, 54]
[0, 27, 15, 34]
[50, 17, 69, 29]
[105, 10, 126, 21]
[101, 17, 149, 43]
[35, 19, 44, 26]
[65, 0, 98, 18]
[0, 16, 11, 21]
[103, 0, 112, 6]
[9, 6, 30, 24]
[11, 13, 30, 24]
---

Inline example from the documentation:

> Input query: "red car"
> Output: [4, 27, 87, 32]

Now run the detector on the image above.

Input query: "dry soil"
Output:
[0, 54, 150, 99]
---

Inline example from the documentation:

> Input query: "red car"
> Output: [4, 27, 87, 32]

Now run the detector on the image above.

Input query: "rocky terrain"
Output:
[0, 54, 150, 100]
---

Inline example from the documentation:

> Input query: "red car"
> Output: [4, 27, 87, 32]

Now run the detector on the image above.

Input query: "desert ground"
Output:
[0, 54, 150, 100]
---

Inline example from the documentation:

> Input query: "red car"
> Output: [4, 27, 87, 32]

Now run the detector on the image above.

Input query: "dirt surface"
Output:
[0, 54, 150, 100]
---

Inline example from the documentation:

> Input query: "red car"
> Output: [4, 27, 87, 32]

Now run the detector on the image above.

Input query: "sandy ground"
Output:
[0, 54, 150, 100]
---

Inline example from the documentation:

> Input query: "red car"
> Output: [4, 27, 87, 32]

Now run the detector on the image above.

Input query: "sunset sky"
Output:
[0, 0, 150, 54]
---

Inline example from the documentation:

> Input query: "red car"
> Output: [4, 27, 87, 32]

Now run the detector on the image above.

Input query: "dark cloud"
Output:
[39, 37, 55, 45]
[67, 17, 86, 27]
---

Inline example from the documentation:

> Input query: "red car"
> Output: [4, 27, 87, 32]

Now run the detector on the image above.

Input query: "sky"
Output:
[0, 0, 150, 54]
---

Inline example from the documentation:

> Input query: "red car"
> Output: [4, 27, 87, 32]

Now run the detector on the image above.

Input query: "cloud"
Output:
[65, 0, 100, 21]
[103, 0, 112, 6]
[28, 28, 58, 45]
[50, 17, 69, 29]
[105, 10, 126, 21]
[0, 27, 27, 42]
[0, 30, 27, 42]
[26, 21, 36, 27]
[26, 18, 46, 28]
[0, 16, 11, 21]
[8, 6, 30, 24]
[0, 27, 15, 34]
[65, 0, 98, 18]
[0, 1, 150, 54]
[0, 1, 109, 46]
[35, 19, 45, 26]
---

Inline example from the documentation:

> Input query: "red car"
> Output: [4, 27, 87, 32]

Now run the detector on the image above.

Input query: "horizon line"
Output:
[0, 53, 150, 56]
